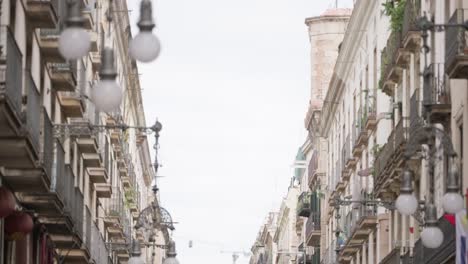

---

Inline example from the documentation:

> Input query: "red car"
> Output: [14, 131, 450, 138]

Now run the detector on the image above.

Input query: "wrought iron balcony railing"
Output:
[402, 0, 422, 42]
[409, 89, 421, 132]
[445, 9, 468, 78]
[42, 110, 54, 179]
[394, 118, 408, 149]
[108, 187, 124, 220]
[0, 26, 23, 115]
[380, 31, 403, 95]
[297, 192, 312, 217]
[423, 63, 450, 106]
[90, 222, 109, 263]
[306, 212, 321, 232]
[26, 74, 41, 152]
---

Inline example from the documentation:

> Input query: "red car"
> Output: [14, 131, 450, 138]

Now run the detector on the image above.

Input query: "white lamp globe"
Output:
[128, 256, 145, 264]
[421, 226, 444, 248]
[442, 192, 464, 214]
[92, 80, 122, 112]
[163, 257, 180, 264]
[130, 31, 161, 63]
[58, 27, 91, 60]
[395, 193, 418, 215]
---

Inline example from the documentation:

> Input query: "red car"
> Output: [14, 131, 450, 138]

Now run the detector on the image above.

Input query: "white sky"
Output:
[128, 0, 353, 263]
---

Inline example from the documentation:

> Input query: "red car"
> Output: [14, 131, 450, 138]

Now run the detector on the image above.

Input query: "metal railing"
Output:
[423, 63, 449, 106]
[402, 0, 421, 39]
[84, 208, 92, 252]
[394, 118, 408, 148]
[57, 160, 84, 241]
[342, 136, 348, 167]
[380, 31, 402, 88]
[90, 222, 109, 264]
[308, 151, 318, 186]
[26, 74, 41, 152]
[306, 212, 321, 232]
[0, 26, 23, 115]
[445, 9, 468, 72]
[297, 192, 311, 217]
[409, 89, 420, 131]
[108, 187, 124, 220]
[42, 110, 54, 179]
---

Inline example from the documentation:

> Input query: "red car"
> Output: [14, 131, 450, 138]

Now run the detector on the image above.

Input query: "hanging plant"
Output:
[383, 0, 406, 32]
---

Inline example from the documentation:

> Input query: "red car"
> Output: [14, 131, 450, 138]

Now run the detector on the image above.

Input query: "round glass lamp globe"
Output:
[130, 32, 161, 63]
[92, 80, 122, 112]
[421, 226, 444, 249]
[395, 193, 418, 215]
[442, 192, 464, 214]
[163, 257, 180, 264]
[58, 27, 91, 60]
[128, 256, 145, 264]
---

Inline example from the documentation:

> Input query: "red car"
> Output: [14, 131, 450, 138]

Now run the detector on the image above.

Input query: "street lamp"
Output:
[163, 240, 180, 264]
[393, 12, 468, 249]
[92, 47, 122, 112]
[128, 240, 145, 264]
[130, 0, 161, 63]
[58, 0, 91, 60]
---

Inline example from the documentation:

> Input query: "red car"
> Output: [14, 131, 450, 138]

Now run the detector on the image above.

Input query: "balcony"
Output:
[82, 6, 96, 30]
[446, 9, 468, 78]
[374, 129, 396, 196]
[306, 212, 321, 247]
[308, 152, 319, 188]
[364, 98, 377, 131]
[0, 109, 52, 193]
[297, 192, 311, 217]
[340, 204, 377, 260]
[48, 62, 77, 91]
[380, 247, 400, 264]
[87, 167, 108, 184]
[400, 0, 422, 55]
[393, 118, 408, 165]
[0, 73, 41, 170]
[38, 29, 61, 61]
[90, 52, 102, 72]
[96, 183, 112, 198]
[58, 91, 85, 118]
[90, 222, 110, 264]
[26, 0, 59, 28]
[105, 188, 125, 238]
[380, 31, 404, 96]
[409, 89, 421, 134]
[342, 136, 354, 180]
[423, 63, 451, 124]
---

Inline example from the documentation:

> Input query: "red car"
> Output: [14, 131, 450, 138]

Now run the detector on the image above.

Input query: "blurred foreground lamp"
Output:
[59, 0, 91, 59]
[442, 162, 464, 214]
[395, 170, 418, 216]
[163, 240, 180, 264]
[92, 48, 122, 112]
[128, 240, 145, 264]
[130, 0, 161, 62]
[420, 204, 444, 248]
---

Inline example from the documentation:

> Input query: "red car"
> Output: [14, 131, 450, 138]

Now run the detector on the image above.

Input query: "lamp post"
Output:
[392, 12, 468, 249]
[59, 119, 179, 263]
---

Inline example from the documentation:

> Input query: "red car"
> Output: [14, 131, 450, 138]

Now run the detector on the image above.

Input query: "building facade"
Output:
[0, 0, 167, 263]
[251, 0, 466, 263]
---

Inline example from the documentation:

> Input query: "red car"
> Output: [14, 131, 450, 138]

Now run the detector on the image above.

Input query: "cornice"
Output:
[320, 0, 378, 136]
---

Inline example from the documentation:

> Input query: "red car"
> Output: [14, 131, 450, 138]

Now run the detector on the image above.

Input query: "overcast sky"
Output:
[128, 0, 353, 263]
